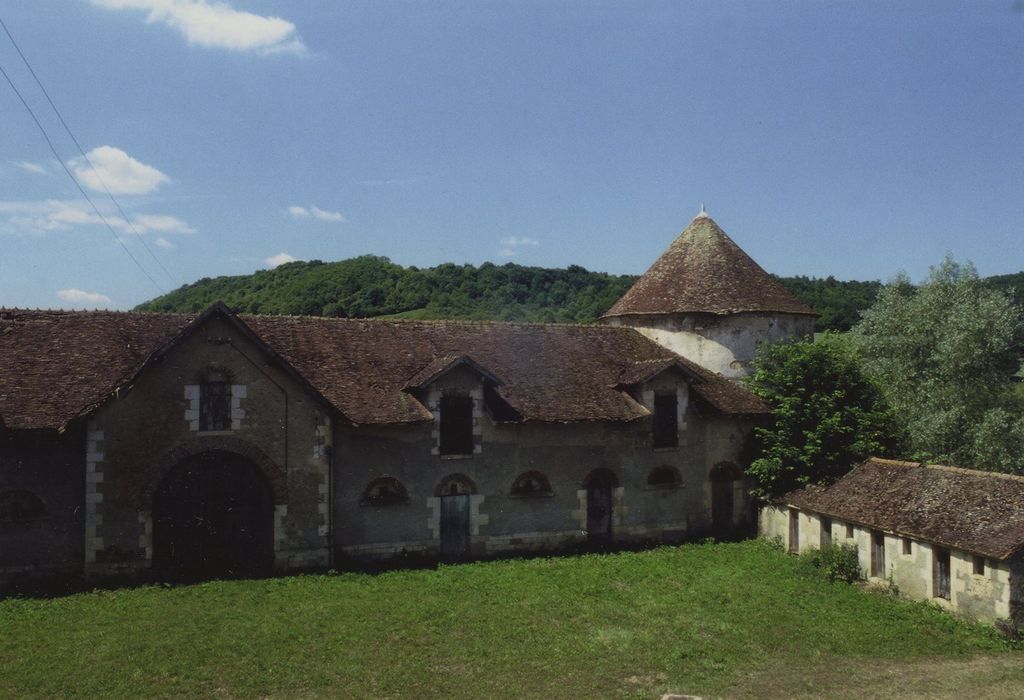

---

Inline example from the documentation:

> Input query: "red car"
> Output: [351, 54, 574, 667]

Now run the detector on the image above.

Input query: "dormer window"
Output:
[439, 394, 474, 456]
[652, 391, 678, 448]
[200, 381, 231, 432]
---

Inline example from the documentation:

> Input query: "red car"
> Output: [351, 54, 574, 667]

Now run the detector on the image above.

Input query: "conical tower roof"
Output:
[603, 212, 816, 318]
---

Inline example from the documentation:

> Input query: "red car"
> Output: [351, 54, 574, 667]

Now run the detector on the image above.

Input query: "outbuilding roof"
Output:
[0, 306, 768, 431]
[603, 213, 816, 318]
[785, 457, 1024, 561]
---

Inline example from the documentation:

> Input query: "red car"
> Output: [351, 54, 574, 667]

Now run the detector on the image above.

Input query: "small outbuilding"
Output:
[760, 457, 1024, 624]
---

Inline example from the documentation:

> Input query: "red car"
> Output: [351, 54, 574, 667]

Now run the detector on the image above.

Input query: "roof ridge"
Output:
[867, 456, 1024, 484]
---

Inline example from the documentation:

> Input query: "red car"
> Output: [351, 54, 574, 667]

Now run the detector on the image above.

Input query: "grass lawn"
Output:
[0, 539, 1018, 699]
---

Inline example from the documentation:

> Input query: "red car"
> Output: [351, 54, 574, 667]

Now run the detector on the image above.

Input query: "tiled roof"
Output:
[603, 213, 816, 318]
[785, 458, 1024, 560]
[0, 307, 768, 431]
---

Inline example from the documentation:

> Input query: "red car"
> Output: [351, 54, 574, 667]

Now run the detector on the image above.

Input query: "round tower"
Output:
[601, 211, 817, 379]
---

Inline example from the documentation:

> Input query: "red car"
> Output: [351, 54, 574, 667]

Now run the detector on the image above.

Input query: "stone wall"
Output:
[760, 505, 1016, 624]
[83, 313, 331, 578]
[0, 427, 85, 583]
[606, 312, 814, 378]
[334, 369, 756, 562]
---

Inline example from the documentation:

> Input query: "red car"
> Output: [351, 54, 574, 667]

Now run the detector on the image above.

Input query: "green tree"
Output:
[745, 334, 901, 499]
[850, 256, 1024, 472]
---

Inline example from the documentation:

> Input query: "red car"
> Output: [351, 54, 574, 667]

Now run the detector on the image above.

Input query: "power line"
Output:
[0, 15, 176, 288]
[0, 58, 165, 295]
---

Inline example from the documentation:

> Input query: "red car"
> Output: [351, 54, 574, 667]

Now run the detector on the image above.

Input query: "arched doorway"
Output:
[153, 450, 274, 580]
[436, 474, 474, 558]
[583, 469, 619, 542]
[710, 462, 741, 538]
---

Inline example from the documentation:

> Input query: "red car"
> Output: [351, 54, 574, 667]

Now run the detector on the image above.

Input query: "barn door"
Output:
[439, 494, 471, 557]
[585, 470, 616, 542]
[153, 450, 273, 580]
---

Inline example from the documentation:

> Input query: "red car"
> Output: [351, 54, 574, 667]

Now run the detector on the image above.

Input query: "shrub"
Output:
[799, 543, 861, 583]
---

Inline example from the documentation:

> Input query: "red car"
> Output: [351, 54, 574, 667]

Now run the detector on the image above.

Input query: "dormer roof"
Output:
[603, 212, 816, 318]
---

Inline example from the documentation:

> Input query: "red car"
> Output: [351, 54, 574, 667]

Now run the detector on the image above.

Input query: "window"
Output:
[788, 509, 799, 554]
[934, 548, 951, 599]
[652, 392, 678, 448]
[511, 471, 552, 497]
[845, 523, 854, 539]
[973, 555, 986, 576]
[0, 490, 46, 523]
[199, 381, 231, 431]
[820, 517, 832, 549]
[361, 477, 409, 506]
[647, 465, 681, 488]
[870, 530, 885, 578]
[902, 538, 913, 555]
[439, 395, 474, 456]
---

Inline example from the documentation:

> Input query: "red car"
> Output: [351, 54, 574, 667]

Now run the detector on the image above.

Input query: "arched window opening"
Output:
[510, 471, 552, 497]
[0, 490, 46, 523]
[436, 473, 475, 497]
[361, 476, 410, 506]
[647, 465, 681, 488]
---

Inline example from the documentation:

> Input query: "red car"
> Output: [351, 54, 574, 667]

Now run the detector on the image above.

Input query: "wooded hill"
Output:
[136, 256, 1024, 333]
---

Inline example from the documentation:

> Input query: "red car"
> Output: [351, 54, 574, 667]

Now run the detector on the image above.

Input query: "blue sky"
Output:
[1, 1, 1022, 310]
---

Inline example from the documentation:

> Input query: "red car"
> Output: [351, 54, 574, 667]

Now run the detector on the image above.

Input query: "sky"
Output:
[1, 1, 1022, 310]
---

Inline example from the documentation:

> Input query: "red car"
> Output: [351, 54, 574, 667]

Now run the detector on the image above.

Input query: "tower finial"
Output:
[697, 202, 708, 218]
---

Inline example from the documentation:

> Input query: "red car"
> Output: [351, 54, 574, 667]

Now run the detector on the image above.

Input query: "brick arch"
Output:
[138, 436, 287, 508]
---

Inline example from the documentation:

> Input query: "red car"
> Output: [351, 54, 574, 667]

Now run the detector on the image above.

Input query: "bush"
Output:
[799, 543, 861, 583]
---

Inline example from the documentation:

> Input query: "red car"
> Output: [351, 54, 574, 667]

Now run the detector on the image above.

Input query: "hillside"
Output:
[136, 256, 1022, 332]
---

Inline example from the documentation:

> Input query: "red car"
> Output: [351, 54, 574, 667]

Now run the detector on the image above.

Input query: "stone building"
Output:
[0, 212, 810, 584]
[761, 458, 1024, 624]
[602, 209, 816, 378]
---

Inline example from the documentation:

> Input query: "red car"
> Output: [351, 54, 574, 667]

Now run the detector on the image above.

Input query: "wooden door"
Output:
[711, 480, 734, 536]
[870, 531, 885, 578]
[934, 548, 951, 599]
[440, 493, 470, 557]
[153, 451, 273, 580]
[586, 479, 613, 542]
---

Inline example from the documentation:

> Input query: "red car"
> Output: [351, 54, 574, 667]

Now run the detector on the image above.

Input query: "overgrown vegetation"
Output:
[851, 257, 1024, 472]
[0, 541, 1014, 699]
[745, 334, 902, 498]
[798, 543, 863, 583]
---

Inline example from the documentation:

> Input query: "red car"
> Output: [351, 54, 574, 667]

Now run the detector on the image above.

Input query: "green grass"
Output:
[0, 540, 1016, 699]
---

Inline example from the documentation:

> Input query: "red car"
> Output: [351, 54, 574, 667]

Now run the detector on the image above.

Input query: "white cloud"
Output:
[288, 204, 347, 223]
[265, 251, 299, 267]
[154, 237, 175, 249]
[57, 288, 113, 306]
[131, 214, 196, 234]
[69, 146, 170, 195]
[0, 199, 195, 237]
[92, 0, 307, 55]
[13, 160, 48, 175]
[310, 206, 345, 222]
[498, 236, 540, 257]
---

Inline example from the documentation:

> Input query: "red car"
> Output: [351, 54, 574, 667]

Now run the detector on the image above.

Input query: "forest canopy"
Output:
[135, 255, 958, 330]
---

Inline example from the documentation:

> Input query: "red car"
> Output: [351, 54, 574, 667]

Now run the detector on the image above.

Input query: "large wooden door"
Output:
[440, 494, 470, 557]
[585, 470, 616, 542]
[153, 450, 273, 580]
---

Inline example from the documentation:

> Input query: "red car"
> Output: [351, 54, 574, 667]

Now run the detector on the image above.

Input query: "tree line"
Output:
[135, 254, 1021, 333]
